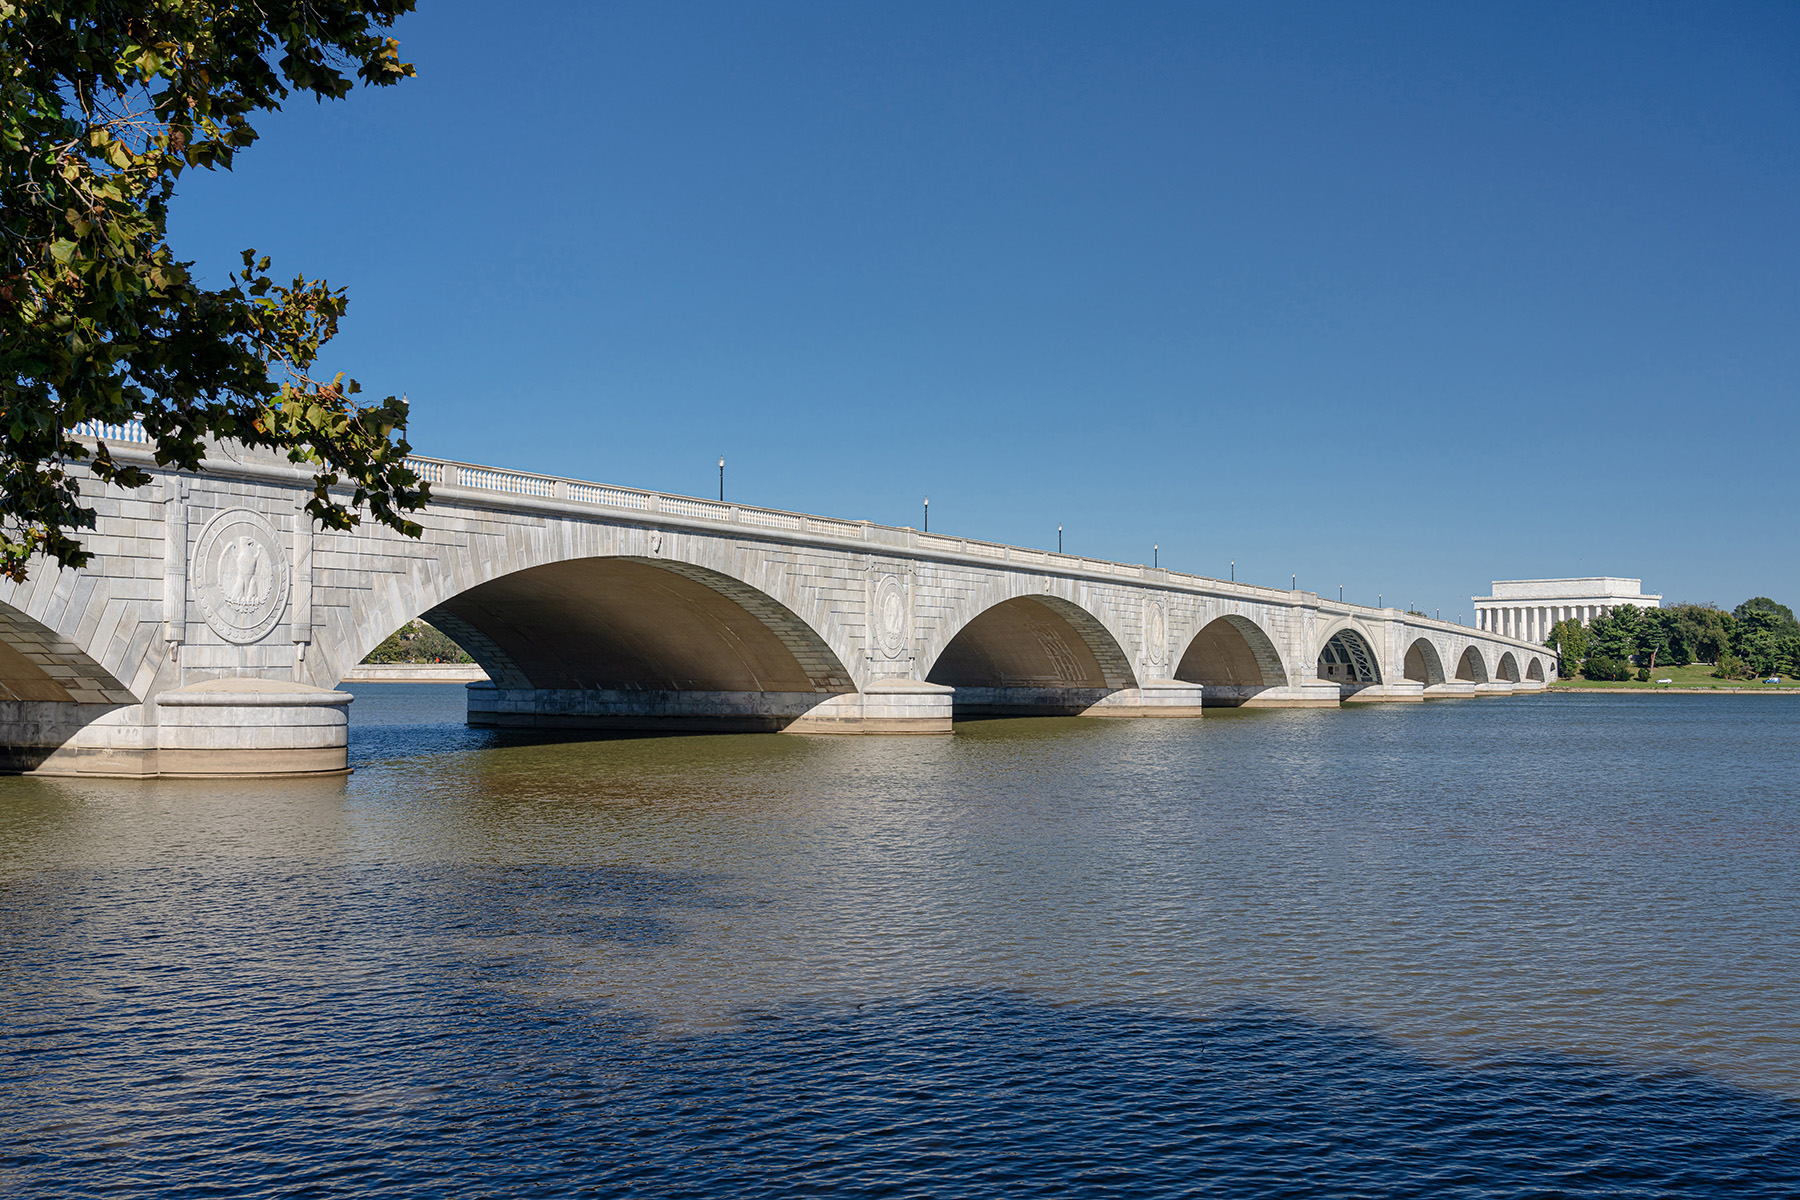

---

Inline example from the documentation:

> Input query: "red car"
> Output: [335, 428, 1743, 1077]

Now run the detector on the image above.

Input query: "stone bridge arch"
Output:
[1172, 613, 1289, 706]
[0, 601, 140, 707]
[919, 582, 1138, 716]
[319, 518, 863, 698]
[0, 598, 145, 774]
[1496, 651, 1522, 683]
[1402, 636, 1447, 687]
[1455, 645, 1490, 684]
[423, 556, 854, 696]
[1315, 618, 1383, 695]
[1526, 656, 1546, 682]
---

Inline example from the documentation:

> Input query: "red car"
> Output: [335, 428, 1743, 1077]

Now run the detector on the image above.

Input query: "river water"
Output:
[3, 688, 1797, 1196]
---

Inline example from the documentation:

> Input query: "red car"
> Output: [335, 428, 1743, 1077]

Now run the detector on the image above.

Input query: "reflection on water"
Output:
[2, 688, 1798, 1195]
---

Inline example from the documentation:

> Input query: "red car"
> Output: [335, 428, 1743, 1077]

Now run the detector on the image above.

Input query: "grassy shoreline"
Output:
[1547, 662, 1800, 692]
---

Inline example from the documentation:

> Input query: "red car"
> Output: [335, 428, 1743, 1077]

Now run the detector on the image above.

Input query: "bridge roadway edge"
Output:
[0, 438, 1556, 776]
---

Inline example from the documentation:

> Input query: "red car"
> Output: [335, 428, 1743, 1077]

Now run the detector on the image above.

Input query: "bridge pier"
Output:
[1341, 680, 1426, 703]
[466, 679, 956, 735]
[1201, 681, 1341, 707]
[1, 682, 351, 777]
[154, 681, 352, 775]
[0, 701, 145, 775]
[947, 680, 1206, 719]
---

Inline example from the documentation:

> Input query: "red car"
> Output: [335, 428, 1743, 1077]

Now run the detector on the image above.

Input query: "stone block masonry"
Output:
[0, 435, 1555, 776]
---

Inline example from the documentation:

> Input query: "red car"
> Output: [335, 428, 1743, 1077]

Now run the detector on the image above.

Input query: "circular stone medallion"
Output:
[874, 575, 909, 655]
[1144, 601, 1168, 664]
[193, 508, 290, 644]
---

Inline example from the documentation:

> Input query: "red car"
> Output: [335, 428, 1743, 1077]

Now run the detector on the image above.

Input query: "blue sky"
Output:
[168, 1, 1799, 618]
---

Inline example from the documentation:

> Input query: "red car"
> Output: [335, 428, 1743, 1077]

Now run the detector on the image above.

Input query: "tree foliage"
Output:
[1726, 603, 1800, 679]
[1544, 617, 1587, 678]
[1550, 597, 1800, 680]
[362, 619, 471, 665]
[1582, 655, 1630, 682]
[1735, 597, 1796, 625]
[1, 0, 426, 582]
[1661, 603, 1732, 666]
[1585, 603, 1643, 664]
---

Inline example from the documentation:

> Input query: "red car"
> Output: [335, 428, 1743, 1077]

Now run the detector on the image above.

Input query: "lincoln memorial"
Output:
[1472, 578, 1661, 642]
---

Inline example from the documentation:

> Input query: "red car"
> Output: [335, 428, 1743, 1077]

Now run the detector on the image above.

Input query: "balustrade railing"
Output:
[66, 424, 1518, 636]
[68, 418, 148, 444]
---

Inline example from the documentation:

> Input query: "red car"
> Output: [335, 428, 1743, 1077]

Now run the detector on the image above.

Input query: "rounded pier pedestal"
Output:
[1342, 680, 1425, 703]
[154, 679, 352, 776]
[1082, 680, 1207, 717]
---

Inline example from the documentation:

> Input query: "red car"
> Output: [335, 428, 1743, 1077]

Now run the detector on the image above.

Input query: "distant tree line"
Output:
[1545, 598, 1799, 682]
[362, 619, 473, 664]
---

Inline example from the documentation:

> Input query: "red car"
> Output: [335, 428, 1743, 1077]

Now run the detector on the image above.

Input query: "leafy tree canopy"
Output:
[362, 619, 471, 664]
[1734, 597, 1797, 626]
[1585, 604, 1642, 664]
[1544, 617, 1587, 675]
[1, 0, 426, 582]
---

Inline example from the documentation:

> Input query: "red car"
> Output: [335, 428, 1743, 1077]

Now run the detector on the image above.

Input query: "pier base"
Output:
[1203, 680, 1342, 708]
[2, 680, 351, 778]
[947, 681, 1204, 719]
[466, 681, 954, 734]
[1341, 680, 1425, 703]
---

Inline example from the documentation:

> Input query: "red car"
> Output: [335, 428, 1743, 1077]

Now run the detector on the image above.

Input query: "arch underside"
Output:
[1175, 615, 1289, 706]
[1526, 657, 1546, 682]
[1318, 629, 1381, 693]
[1403, 638, 1446, 687]
[925, 595, 1136, 716]
[1456, 646, 1490, 683]
[0, 604, 138, 773]
[418, 556, 856, 731]
[1496, 652, 1521, 683]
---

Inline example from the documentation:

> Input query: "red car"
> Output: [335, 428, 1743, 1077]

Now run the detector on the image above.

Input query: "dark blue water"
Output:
[3, 690, 1798, 1195]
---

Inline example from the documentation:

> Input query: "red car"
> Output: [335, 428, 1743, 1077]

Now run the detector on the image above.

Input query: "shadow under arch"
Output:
[1402, 637, 1446, 687]
[1496, 651, 1522, 683]
[924, 594, 1137, 717]
[397, 556, 856, 733]
[0, 601, 139, 773]
[1173, 615, 1289, 707]
[1456, 646, 1490, 684]
[1317, 626, 1382, 697]
[1526, 657, 1546, 682]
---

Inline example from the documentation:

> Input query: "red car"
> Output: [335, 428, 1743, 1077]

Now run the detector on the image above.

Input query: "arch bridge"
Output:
[0, 431, 1553, 776]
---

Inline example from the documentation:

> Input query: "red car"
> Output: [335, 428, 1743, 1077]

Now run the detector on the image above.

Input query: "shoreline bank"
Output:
[1548, 685, 1800, 695]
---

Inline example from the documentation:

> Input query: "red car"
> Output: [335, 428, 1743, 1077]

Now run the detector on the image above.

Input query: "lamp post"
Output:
[718, 457, 725, 502]
[1378, 593, 1382, 608]
[1292, 574, 1296, 591]
[923, 497, 929, 532]
[1057, 524, 1062, 553]
[1339, 584, 1343, 602]
[1230, 560, 1235, 582]
[1154, 543, 1159, 568]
